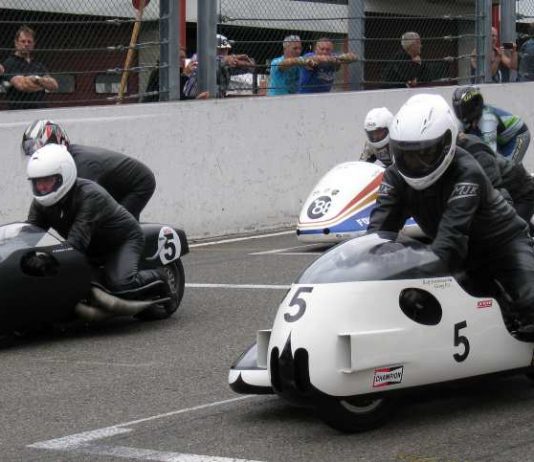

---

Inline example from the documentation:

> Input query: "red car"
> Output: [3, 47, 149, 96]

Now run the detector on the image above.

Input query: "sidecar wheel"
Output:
[316, 396, 394, 433]
[136, 260, 185, 321]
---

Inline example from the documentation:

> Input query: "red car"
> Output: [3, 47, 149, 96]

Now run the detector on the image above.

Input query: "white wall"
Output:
[1, 82, 533, 240]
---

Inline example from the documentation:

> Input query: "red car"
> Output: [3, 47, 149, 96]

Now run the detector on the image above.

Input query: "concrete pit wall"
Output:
[1, 83, 533, 240]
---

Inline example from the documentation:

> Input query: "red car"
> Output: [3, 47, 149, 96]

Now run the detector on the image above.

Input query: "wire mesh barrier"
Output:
[2, 1, 532, 109]
[218, 0, 481, 94]
[516, 1, 534, 82]
[0, 0, 160, 110]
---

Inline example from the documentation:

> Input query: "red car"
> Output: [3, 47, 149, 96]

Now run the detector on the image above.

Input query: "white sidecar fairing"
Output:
[229, 232, 534, 404]
[296, 161, 419, 243]
[296, 161, 383, 243]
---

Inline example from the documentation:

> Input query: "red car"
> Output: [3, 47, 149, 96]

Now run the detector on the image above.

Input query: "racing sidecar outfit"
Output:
[68, 144, 156, 221]
[368, 148, 534, 321]
[27, 178, 161, 293]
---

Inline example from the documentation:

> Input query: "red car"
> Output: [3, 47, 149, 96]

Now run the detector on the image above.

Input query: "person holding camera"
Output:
[470, 27, 517, 83]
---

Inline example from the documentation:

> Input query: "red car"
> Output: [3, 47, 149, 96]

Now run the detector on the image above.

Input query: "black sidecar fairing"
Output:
[139, 223, 189, 270]
[0, 223, 91, 330]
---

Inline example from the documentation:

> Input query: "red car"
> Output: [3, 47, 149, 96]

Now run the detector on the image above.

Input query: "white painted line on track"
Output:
[190, 230, 293, 248]
[28, 395, 264, 462]
[249, 243, 322, 255]
[275, 252, 322, 256]
[186, 283, 290, 290]
[35, 358, 159, 368]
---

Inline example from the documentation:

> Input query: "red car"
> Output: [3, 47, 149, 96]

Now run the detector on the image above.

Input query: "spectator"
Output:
[470, 27, 516, 83]
[143, 47, 203, 102]
[183, 34, 255, 99]
[382, 32, 424, 89]
[1, 25, 58, 110]
[518, 23, 534, 82]
[297, 37, 358, 93]
[267, 35, 314, 96]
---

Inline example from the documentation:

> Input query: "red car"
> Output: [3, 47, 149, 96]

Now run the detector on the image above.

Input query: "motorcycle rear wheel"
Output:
[136, 260, 185, 321]
[316, 395, 394, 433]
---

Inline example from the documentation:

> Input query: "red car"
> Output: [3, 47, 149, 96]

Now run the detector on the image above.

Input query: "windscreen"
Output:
[296, 232, 449, 284]
[0, 223, 61, 263]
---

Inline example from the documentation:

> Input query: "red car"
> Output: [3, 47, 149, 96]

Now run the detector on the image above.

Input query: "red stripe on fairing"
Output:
[337, 172, 384, 216]
[299, 172, 384, 227]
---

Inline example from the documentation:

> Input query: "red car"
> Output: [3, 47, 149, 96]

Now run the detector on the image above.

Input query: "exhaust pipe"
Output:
[74, 302, 114, 322]
[89, 286, 168, 316]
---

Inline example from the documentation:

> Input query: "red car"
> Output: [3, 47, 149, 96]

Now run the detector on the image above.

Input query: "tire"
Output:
[136, 260, 185, 321]
[316, 395, 394, 433]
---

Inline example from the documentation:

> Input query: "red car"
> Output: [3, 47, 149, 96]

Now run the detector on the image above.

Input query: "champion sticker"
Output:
[477, 299, 493, 309]
[373, 366, 404, 388]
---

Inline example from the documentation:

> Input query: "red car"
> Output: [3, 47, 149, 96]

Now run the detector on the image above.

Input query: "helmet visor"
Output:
[31, 174, 63, 197]
[366, 127, 389, 144]
[22, 138, 43, 157]
[391, 130, 452, 179]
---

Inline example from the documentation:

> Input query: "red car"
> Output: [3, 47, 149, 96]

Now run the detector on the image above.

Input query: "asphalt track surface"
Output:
[3, 230, 534, 462]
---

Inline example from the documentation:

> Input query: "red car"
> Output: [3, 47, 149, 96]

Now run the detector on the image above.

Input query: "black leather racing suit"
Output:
[457, 134, 534, 224]
[27, 178, 161, 293]
[368, 148, 534, 320]
[68, 144, 156, 220]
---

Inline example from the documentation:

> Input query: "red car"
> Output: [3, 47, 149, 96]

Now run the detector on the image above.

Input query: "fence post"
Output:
[347, 0, 364, 91]
[159, 0, 181, 101]
[197, 0, 217, 97]
[475, 0, 493, 84]
[500, 0, 516, 44]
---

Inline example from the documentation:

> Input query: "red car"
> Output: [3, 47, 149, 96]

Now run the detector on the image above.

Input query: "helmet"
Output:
[389, 94, 458, 190]
[21, 119, 70, 157]
[364, 107, 393, 149]
[451, 86, 484, 125]
[27, 144, 77, 207]
[364, 107, 394, 166]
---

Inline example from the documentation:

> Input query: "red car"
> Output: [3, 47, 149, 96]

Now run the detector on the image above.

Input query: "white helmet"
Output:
[27, 144, 77, 207]
[389, 94, 458, 190]
[364, 107, 393, 150]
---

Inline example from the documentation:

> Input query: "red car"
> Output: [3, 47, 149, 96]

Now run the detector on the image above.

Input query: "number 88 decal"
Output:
[307, 196, 332, 219]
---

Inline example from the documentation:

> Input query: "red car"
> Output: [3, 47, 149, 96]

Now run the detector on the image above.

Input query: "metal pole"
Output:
[197, 0, 217, 97]
[159, 0, 181, 101]
[347, 0, 364, 91]
[500, 0, 516, 44]
[475, 0, 492, 84]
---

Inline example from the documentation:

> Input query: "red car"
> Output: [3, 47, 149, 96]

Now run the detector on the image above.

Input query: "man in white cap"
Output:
[184, 34, 255, 98]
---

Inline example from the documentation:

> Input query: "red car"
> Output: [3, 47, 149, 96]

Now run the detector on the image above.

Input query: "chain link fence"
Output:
[0, 0, 160, 110]
[517, 0, 534, 82]
[2, 1, 532, 109]
[218, 0, 481, 94]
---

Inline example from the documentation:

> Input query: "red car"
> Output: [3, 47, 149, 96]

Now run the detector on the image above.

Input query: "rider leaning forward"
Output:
[367, 94, 534, 340]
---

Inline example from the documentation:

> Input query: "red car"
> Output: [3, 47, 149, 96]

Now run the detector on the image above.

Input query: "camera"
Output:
[502, 42, 515, 50]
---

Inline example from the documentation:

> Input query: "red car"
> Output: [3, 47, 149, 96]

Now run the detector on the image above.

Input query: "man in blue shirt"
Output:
[268, 35, 312, 96]
[298, 38, 357, 93]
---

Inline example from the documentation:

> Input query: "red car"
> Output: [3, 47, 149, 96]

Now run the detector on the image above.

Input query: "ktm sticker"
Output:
[373, 366, 404, 388]
[477, 299, 493, 309]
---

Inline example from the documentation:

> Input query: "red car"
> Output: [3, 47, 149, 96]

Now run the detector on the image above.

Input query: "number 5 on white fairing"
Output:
[284, 287, 314, 323]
